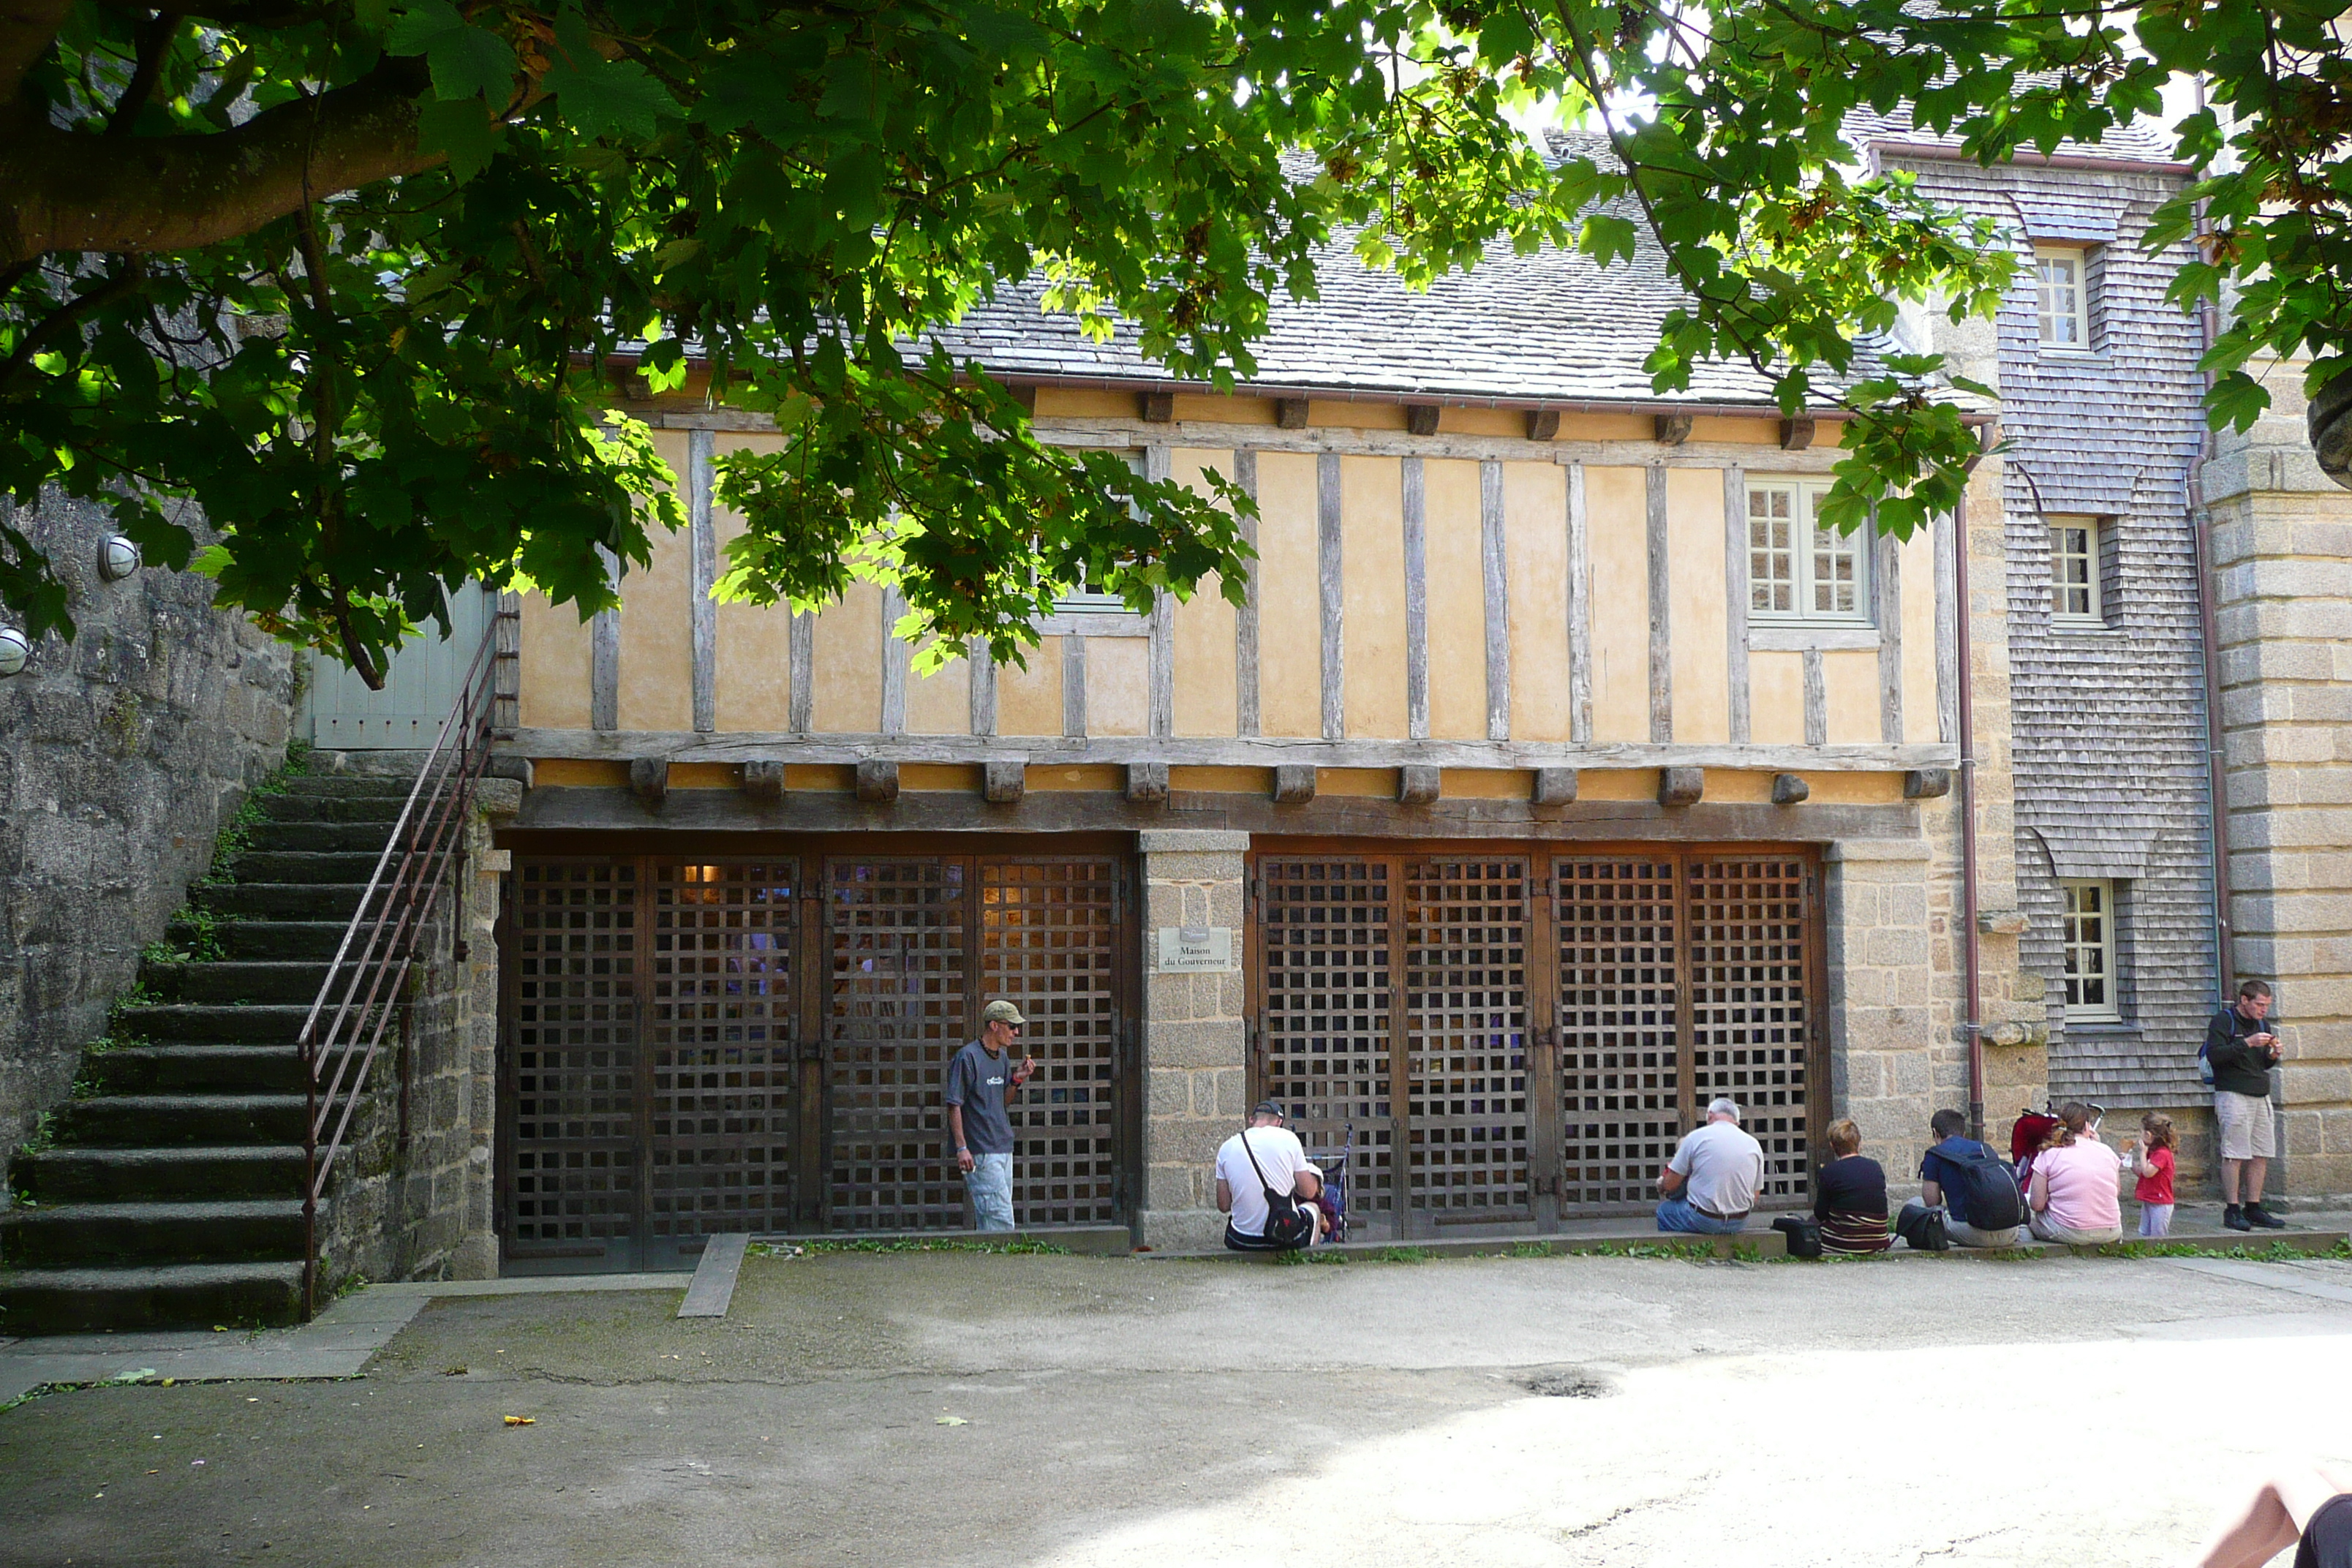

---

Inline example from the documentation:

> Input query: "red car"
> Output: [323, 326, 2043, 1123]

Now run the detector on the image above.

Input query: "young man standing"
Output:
[945, 999, 1036, 1232]
[2209, 979, 2288, 1232]
[1655, 1098, 1765, 1234]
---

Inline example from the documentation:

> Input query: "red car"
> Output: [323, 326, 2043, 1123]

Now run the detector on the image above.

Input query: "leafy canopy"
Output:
[0, 1, 2312, 680]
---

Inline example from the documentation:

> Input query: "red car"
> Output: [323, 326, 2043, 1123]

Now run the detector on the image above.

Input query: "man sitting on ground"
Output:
[1898, 1108, 2024, 1248]
[1215, 1101, 1326, 1252]
[1656, 1098, 1765, 1235]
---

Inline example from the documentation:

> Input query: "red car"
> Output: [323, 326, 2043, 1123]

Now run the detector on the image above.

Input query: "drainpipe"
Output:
[1955, 482, 1986, 1142]
[2186, 77, 2236, 1003]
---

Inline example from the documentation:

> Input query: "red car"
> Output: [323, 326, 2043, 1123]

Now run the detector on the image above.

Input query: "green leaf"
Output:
[424, 26, 518, 105]
[415, 95, 501, 181]
[543, 7, 679, 140]
[2208, 370, 2270, 434]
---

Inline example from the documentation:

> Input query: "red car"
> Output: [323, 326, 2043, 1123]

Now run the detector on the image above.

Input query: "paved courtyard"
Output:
[4, 1244, 2351, 1567]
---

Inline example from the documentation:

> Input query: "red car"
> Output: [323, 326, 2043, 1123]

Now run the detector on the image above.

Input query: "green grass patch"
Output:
[750, 1237, 1073, 1258]
[1510, 1240, 1553, 1259]
[1371, 1245, 1429, 1264]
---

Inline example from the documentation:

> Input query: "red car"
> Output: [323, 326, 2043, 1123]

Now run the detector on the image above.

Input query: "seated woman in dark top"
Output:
[1813, 1118, 1891, 1255]
[2195, 1466, 2352, 1568]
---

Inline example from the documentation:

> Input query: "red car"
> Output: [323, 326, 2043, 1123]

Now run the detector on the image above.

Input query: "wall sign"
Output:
[1155, 925, 1237, 973]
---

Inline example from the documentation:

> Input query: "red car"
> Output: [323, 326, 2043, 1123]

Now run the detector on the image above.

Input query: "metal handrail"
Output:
[298, 619, 501, 1313]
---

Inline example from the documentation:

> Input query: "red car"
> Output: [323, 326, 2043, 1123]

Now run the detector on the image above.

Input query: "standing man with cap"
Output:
[945, 999, 1036, 1232]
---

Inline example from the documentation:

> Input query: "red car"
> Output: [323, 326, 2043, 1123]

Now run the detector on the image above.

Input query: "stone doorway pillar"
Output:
[1136, 830, 1249, 1251]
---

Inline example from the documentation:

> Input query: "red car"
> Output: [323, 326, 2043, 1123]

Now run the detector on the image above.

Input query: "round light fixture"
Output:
[98, 535, 141, 581]
[0, 627, 28, 678]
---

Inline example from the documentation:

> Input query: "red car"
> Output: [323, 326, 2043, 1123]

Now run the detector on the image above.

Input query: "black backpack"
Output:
[1237, 1126, 1316, 1249]
[1932, 1141, 2025, 1232]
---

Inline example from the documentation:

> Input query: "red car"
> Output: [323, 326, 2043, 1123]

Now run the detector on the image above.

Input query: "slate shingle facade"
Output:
[1869, 144, 2220, 1111]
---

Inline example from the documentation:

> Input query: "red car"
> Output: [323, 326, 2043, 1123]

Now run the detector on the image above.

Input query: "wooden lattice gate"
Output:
[502, 843, 1136, 1270]
[1251, 845, 1823, 1237]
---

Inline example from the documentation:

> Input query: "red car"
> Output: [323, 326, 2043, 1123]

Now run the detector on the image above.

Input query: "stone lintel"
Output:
[1139, 830, 1251, 855]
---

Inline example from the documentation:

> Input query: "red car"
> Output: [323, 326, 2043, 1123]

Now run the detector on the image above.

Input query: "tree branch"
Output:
[0, 0, 74, 102]
[0, 55, 436, 265]
[105, 10, 181, 137]
[0, 259, 148, 393]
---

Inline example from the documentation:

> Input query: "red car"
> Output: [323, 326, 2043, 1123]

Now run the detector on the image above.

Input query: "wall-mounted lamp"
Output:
[98, 535, 141, 582]
[0, 627, 29, 677]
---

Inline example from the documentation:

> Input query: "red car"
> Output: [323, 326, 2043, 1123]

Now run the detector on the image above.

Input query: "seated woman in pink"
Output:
[2027, 1102, 2123, 1245]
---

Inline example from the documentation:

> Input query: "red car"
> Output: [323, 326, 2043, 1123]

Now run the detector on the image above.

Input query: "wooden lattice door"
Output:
[1254, 843, 1821, 1232]
[823, 859, 970, 1232]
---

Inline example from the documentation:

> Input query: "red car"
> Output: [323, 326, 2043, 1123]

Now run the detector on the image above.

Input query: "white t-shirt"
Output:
[1215, 1126, 1316, 1237]
[1667, 1119, 1765, 1216]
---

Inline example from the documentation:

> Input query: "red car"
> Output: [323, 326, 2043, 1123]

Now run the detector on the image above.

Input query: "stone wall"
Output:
[1137, 830, 1248, 1251]
[0, 492, 297, 1147]
[2203, 365, 2352, 1199]
[314, 769, 513, 1285]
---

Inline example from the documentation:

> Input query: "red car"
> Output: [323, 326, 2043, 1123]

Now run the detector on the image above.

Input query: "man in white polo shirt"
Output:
[1656, 1097, 1766, 1235]
[1215, 1101, 1325, 1251]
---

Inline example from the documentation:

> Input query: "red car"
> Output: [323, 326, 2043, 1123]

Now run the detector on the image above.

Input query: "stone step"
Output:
[111, 1003, 328, 1045]
[227, 850, 391, 884]
[257, 792, 407, 824]
[2, 1199, 309, 1270]
[167, 919, 352, 962]
[242, 819, 395, 853]
[83, 1045, 307, 1096]
[141, 961, 333, 1006]
[52, 1094, 309, 1148]
[10, 1146, 309, 1205]
[0, 1261, 306, 1335]
[190, 882, 377, 921]
[280, 772, 417, 796]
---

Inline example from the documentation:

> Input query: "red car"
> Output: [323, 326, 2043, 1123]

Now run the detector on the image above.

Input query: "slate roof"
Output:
[927, 133, 1885, 410]
[1847, 102, 2183, 167]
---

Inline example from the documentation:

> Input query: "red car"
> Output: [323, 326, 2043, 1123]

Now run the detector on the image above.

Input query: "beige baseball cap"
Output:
[980, 999, 1026, 1026]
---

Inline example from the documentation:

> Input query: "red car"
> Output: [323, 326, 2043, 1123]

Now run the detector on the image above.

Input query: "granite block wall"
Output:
[1137, 830, 1248, 1251]
[0, 491, 298, 1148]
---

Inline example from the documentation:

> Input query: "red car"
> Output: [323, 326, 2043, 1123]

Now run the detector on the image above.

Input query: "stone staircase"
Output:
[1, 774, 409, 1334]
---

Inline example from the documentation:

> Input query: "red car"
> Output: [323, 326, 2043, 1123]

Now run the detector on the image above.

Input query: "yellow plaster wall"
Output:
[1170, 394, 1275, 426]
[1034, 388, 1134, 420]
[1806, 772, 1905, 804]
[1422, 458, 1487, 739]
[1435, 407, 1521, 438]
[1557, 415, 1651, 442]
[1687, 416, 1779, 445]
[1900, 528, 1942, 745]
[1028, 764, 1123, 791]
[1504, 461, 1572, 743]
[902, 764, 981, 791]
[1318, 768, 1395, 798]
[904, 648, 971, 736]
[1822, 648, 1880, 744]
[1576, 769, 1659, 802]
[712, 433, 792, 731]
[1439, 768, 1528, 799]
[1751, 649, 1806, 745]
[1255, 451, 1322, 737]
[615, 429, 695, 732]
[995, 637, 1065, 736]
[1171, 448, 1240, 737]
[1667, 467, 1730, 743]
[809, 581, 882, 734]
[1170, 766, 1271, 795]
[1308, 401, 1409, 431]
[1340, 456, 1409, 738]
[1088, 636, 1149, 737]
[786, 764, 854, 791]
[517, 592, 591, 730]
[533, 758, 628, 788]
[1584, 466, 1651, 742]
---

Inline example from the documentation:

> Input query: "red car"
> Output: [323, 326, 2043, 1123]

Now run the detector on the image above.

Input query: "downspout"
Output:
[1956, 476, 1986, 1142]
[2186, 77, 2236, 1003]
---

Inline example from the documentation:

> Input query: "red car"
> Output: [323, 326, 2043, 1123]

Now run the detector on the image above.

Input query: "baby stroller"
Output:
[1303, 1123, 1354, 1243]
[2010, 1102, 2104, 1207]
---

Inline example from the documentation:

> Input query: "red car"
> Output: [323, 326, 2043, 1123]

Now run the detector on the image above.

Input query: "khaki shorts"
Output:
[2215, 1089, 2277, 1161]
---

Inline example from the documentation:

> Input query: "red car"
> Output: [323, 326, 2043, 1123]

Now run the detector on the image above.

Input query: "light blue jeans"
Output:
[965, 1152, 1014, 1231]
[1656, 1194, 1747, 1235]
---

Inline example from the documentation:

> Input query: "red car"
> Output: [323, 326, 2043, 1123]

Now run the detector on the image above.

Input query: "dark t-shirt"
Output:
[2206, 1006, 2280, 1097]
[1919, 1137, 1999, 1228]
[1813, 1155, 1888, 1221]
[943, 1041, 1017, 1155]
[2299, 1494, 2352, 1568]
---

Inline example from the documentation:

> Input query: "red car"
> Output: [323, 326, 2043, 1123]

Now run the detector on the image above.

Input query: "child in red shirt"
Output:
[2126, 1112, 2178, 1238]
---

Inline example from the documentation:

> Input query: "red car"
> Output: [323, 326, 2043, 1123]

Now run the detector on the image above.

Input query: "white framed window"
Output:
[2049, 518, 2103, 622]
[1747, 478, 1870, 624]
[1052, 450, 1143, 616]
[2060, 879, 2120, 1022]
[2036, 246, 2090, 349]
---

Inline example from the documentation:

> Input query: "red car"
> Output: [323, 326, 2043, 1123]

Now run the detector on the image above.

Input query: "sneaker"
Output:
[2223, 1204, 2253, 1232]
[2245, 1203, 2289, 1230]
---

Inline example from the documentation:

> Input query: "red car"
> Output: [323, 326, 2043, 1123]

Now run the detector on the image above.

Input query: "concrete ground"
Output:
[4, 1244, 2351, 1567]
